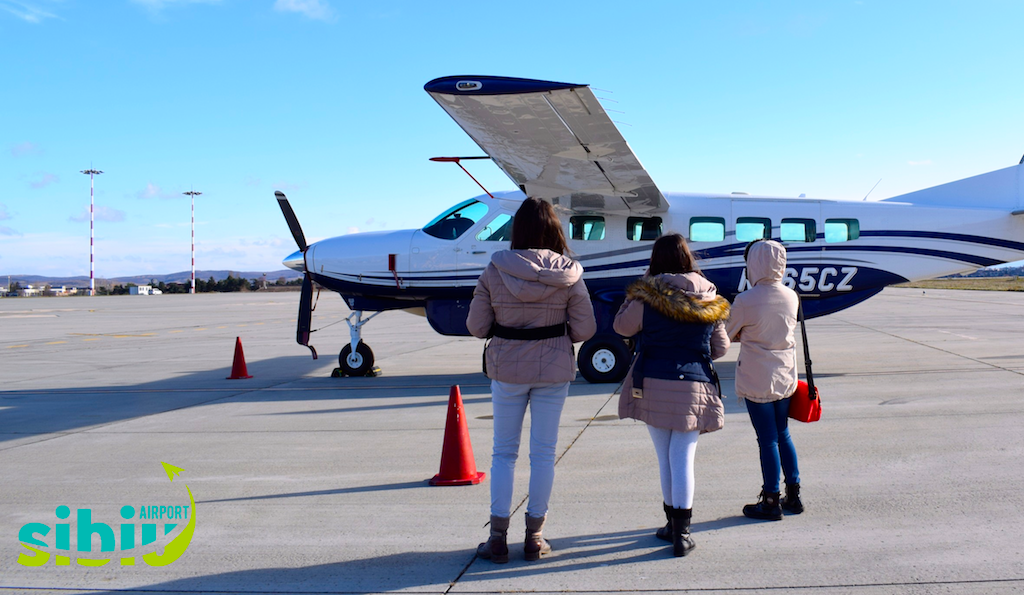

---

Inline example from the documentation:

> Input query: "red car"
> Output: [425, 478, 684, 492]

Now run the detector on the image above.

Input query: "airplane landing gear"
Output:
[338, 311, 381, 376]
[578, 334, 632, 384]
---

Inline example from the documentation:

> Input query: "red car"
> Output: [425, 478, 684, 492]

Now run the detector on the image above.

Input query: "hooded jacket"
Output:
[725, 240, 799, 403]
[467, 249, 597, 384]
[614, 272, 730, 433]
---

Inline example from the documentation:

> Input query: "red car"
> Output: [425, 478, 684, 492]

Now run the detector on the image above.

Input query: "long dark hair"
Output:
[509, 198, 568, 254]
[648, 233, 700, 275]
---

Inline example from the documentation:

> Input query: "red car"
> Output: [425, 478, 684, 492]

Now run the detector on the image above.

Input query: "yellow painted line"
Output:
[111, 333, 158, 338]
[216, 326, 227, 329]
[83, 338, 101, 342]
[255, 322, 264, 326]
[195, 328, 208, 331]
[168, 330, 183, 334]
[237, 324, 248, 327]
[46, 341, 67, 345]
[6, 345, 28, 349]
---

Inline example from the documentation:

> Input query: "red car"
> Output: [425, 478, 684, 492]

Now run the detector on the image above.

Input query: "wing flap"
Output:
[425, 76, 667, 215]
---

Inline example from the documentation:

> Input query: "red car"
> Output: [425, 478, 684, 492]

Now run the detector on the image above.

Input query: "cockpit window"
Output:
[476, 213, 514, 241]
[422, 200, 490, 240]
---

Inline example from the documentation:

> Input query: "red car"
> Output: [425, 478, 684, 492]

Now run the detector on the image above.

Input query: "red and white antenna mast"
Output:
[183, 187, 202, 294]
[80, 167, 103, 296]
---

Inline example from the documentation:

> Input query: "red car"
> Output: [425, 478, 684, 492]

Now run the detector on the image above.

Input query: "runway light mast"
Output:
[80, 168, 103, 296]
[183, 188, 202, 294]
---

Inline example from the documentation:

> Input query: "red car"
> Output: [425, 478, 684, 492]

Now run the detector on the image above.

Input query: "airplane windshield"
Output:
[422, 200, 489, 240]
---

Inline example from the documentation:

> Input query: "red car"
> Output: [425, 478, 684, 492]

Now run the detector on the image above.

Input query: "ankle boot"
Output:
[476, 515, 509, 563]
[782, 482, 804, 514]
[742, 490, 783, 521]
[655, 502, 672, 542]
[669, 507, 696, 557]
[524, 514, 552, 561]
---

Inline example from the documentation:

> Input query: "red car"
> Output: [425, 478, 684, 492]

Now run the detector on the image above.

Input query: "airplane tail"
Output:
[882, 163, 1023, 214]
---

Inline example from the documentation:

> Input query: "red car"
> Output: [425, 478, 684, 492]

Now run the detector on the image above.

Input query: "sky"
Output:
[2, 0, 1023, 278]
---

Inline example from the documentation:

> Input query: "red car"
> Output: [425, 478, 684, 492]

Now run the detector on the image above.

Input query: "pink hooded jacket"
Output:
[725, 240, 799, 403]
[466, 249, 596, 384]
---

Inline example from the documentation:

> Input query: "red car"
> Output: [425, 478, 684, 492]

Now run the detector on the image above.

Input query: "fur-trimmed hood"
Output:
[625, 273, 730, 324]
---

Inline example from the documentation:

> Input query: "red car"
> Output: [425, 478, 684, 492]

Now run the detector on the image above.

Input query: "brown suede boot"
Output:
[524, 514, 552, 561]
[476, 515, 509, 564]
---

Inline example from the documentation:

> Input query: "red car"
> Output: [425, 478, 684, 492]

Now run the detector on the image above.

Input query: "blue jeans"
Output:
[745, 398, 800, 493]
[489, 380, 569, 518]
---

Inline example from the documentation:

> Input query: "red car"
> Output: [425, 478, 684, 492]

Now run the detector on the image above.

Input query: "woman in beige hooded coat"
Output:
[726, 239, 804, 520]
[466, 198, 596, 563]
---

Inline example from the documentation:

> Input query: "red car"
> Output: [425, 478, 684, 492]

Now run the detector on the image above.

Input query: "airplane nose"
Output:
[283, 249, 305, 272]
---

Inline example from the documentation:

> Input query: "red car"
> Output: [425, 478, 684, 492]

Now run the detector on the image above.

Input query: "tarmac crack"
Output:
[835, 318, 1024, 378]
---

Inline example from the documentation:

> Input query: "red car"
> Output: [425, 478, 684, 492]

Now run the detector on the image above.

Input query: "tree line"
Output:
[97, 275, 303, 295]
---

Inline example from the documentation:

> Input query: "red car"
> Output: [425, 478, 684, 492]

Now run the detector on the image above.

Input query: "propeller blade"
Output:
[275, 191, 308, 253]
[297, 273, 317, 360]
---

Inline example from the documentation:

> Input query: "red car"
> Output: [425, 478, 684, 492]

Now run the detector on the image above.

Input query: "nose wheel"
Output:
[339, 341, 374, 376]
[335, 310, 382, 377]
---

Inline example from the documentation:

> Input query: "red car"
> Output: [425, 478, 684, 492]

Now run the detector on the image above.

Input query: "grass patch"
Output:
[895, 276, 1024, 291]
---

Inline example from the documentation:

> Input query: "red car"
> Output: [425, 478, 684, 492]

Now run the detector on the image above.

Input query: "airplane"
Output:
[276, 75, 1024, 383]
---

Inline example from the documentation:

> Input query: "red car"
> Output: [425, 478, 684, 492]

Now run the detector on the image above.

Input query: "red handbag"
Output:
[789, 299, 822, 423]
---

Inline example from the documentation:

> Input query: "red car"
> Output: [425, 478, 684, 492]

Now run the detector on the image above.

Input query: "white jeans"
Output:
[489, 380, 570, 518]
[647, 425, 700, 509]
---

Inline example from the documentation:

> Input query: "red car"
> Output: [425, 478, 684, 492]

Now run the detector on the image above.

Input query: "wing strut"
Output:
[430, 156, 494, 198]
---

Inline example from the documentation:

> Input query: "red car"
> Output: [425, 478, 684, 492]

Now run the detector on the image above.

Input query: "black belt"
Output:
[490, 322, 568, 340]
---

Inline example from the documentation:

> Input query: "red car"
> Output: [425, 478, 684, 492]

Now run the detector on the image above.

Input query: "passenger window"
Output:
[476, 213, 514, 241]
[825, 219, 860, 243]
[689, 217, 725, 242]
[627, 217, 663, 241]
[735, 217, 771, 242]
[780, 218, 817, 243]
[570, 216, 606, 240]
[422, 200, 490, 240]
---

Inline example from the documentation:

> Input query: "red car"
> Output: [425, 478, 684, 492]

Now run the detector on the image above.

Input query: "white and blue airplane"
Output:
[277, 75, 1024, 383]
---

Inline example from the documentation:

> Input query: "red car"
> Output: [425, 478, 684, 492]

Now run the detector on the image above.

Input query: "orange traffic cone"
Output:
[227, 337, 253, 379]
[429, 385, 485, 486]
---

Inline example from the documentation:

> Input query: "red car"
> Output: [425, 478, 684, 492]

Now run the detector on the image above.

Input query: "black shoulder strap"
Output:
[797, 297, 817, 401]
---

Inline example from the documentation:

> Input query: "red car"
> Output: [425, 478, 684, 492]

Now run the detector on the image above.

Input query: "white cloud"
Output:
[271, 181, 308, 192]
[0, 226, 20, 236]
[0, 1, 60, 24]
[346, 226, 360, 234]
[29, 172, 59, 189]
[135, 182, 180, 200]
[908, 159, 933, 166]
[129, 0, 222, 11]
[274, 0, 335, 22]
[0, 203, 10, 220]
[11, 141, 41, 157]
[69, 205, 127, 223]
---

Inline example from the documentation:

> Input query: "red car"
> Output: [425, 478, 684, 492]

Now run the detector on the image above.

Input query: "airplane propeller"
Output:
[275, 191, 318, 360]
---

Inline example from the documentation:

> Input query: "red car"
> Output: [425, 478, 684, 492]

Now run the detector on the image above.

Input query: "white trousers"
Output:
[489, 380, 570, 518]
[646, 425, 700, 509]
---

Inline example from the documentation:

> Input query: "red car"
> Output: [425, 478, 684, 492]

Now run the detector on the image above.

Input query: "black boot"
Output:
[669, 507, 696, 557]
[655, 502, 671, 542]
[476, 515, 509, 563]
[743, 490, 783, 521]
[782, 482, 804, 514]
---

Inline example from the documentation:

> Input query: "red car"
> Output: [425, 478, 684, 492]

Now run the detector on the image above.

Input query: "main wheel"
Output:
[578, 335, 632, 384]
[339, 341, 374, 376]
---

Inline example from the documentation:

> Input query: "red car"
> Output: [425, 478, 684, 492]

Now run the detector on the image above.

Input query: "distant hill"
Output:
[4, 269, 303, 288]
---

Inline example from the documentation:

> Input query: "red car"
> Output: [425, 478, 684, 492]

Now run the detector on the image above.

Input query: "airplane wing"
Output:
[424, 75, 668, 215]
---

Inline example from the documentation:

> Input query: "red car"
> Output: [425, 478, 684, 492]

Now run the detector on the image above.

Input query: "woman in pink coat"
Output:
[614, 234, 730, 557]
[726, 239, 804, 520]
[466, 198, 596, 563]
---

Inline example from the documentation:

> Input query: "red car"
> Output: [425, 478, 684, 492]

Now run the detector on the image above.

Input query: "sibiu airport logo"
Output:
[17, 462, 196, 567]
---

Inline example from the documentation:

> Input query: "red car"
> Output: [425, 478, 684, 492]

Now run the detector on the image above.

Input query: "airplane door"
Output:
[409, 230, 459, 289]
[455, 211, 515, 284]
[731, 199, 822, 296]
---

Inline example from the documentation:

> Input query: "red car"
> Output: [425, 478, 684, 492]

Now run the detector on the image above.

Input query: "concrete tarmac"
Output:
[1, 288, 1022, 594]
